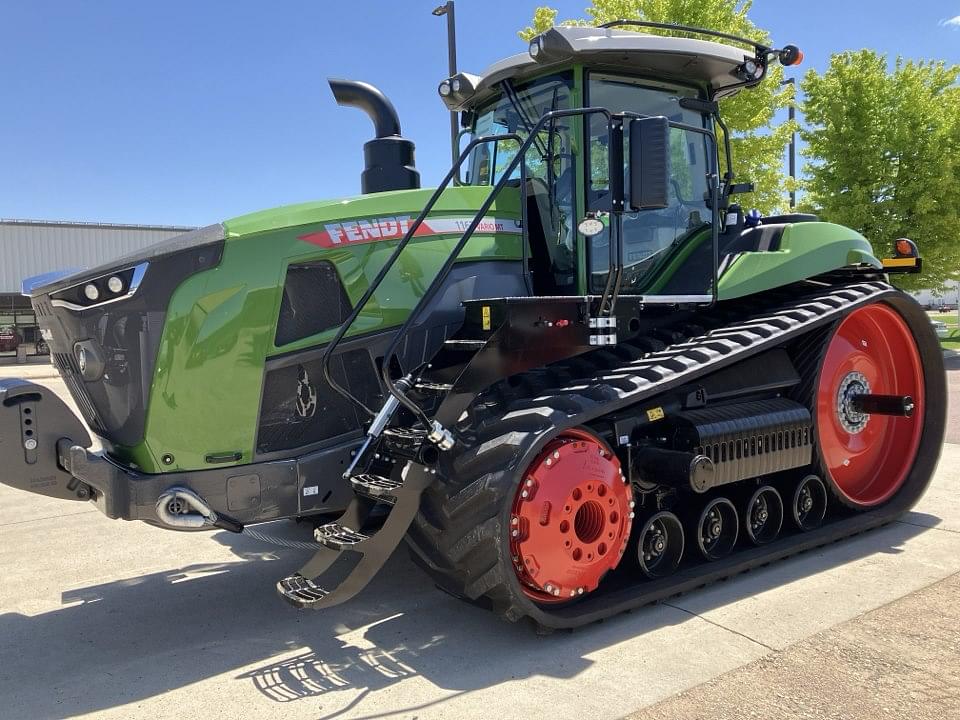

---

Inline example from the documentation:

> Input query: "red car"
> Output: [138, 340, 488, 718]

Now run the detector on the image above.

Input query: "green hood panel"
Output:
[131, 186, 522, 473]
[223, 186, 520, 238]
[718, 223, 881, 301]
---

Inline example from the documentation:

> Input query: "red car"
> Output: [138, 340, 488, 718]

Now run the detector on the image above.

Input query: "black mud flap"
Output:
[0, 379, 93, 502]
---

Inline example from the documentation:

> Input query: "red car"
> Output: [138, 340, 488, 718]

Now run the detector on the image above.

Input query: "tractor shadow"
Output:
[0, 515, 944, 720]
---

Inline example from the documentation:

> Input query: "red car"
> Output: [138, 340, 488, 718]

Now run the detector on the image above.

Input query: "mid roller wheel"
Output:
[744, 485, 784, 545]
[792, 475, 828, 531]
[636, 511, 684, 578]
[696, 497, 738, 560]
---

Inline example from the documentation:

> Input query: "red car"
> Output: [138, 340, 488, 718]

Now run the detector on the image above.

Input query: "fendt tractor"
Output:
[0, 23, 945, 629]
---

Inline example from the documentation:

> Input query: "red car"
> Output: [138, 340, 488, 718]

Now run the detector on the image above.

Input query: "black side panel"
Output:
[257, 347, 383, 455]
[275, 261, 352, 347]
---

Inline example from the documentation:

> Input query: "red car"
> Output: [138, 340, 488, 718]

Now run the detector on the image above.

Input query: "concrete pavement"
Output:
[628, 572, 960, 720]
[0, 371, 958, 719]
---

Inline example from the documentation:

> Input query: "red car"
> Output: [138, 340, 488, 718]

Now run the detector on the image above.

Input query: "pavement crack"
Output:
[0, 508, 99, 528]
[663, 601, 777, 652]
[896, 519, 960, 536]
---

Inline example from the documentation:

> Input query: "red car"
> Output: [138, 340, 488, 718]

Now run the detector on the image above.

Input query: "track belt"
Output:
[417, 280, 946, 628]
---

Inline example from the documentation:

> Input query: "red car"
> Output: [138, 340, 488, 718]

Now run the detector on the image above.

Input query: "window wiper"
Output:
[500, 80, 548, 160]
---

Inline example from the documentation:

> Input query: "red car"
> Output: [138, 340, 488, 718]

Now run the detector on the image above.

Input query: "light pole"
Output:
[781, 77, 797, 209]
[433, 2, 459, 168]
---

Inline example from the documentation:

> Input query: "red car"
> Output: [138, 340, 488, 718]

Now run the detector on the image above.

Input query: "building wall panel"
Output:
[0, 220, 194, 294]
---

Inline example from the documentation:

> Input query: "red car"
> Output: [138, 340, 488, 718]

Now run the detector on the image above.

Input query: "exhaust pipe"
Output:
[328, 78, 420, 194]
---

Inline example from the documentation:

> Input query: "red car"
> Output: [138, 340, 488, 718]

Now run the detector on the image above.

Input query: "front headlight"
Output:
[50, 263, 148, 311]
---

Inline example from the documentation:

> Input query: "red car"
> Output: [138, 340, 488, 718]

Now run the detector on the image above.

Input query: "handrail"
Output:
[378, 107, 614, 425]
[319, 133, 518, 418]
[598, 19, 770, 55]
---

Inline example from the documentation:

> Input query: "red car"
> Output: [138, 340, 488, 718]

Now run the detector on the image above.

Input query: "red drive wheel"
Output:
[816, 303, 925, 508]
[509, 428, 633, 603]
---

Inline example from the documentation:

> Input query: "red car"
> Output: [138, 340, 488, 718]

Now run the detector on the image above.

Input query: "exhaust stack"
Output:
[328, 78, 420, 194]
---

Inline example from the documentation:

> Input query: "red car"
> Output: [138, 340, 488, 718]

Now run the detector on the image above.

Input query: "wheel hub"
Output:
[510, 429, 633, 602]
[836, 371, 870, 433]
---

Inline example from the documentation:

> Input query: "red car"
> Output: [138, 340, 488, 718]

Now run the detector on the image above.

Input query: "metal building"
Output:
[1, 218, 194, 353]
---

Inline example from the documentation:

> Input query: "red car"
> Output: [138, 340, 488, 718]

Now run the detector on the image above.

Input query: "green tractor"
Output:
[0, 22, 944, 629]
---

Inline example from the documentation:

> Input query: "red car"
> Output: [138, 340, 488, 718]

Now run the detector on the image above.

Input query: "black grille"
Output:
[256, 348, 382, 455]
[275, 261, 352, 346]
[52, 352, 103, 432]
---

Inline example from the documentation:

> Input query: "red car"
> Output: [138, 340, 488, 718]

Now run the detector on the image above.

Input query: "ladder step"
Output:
[444, 339, 486, 351]
[382, 426, 428, 459]
[277, 573, 330, 608]
[315, 522, 370, 550]
[415, 381, 454, 392]
[351, 473, 403, 502]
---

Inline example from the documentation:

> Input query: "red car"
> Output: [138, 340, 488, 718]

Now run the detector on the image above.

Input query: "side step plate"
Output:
[276, 465, 435, 610]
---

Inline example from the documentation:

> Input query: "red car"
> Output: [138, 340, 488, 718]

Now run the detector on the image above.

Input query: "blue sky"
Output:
[1, 1, 959, 226]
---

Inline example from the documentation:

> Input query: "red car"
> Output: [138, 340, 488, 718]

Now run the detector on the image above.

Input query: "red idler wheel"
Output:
[816, 303, 925, 508]
[509, 428, 633, 603]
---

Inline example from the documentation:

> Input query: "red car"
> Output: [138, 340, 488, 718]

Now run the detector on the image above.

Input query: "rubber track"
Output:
[404, 281, 946, 628]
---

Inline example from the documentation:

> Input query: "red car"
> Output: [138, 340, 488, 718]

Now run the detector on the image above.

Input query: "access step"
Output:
[315, 522, 370, 550]
[381, 426, 428, 459]
[443, 339, 486, 351]
[277, 573, 330, 608]
[350, 473, 403, 503]
[414, 381, 454, 393]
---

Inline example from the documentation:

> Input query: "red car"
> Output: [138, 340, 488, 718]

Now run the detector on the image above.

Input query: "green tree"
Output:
[520, 1, 796, 214]
[801, 51, 960, 290]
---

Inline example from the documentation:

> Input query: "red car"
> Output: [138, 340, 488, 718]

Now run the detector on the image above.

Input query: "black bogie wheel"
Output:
[695, 497, 738, 560]
[744, 485, 784, 545]
[636, 511, 684, 578]
[792, 475, 828, 531]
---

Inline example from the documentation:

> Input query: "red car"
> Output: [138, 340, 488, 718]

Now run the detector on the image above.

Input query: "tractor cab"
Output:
[441, 23, 804, 304]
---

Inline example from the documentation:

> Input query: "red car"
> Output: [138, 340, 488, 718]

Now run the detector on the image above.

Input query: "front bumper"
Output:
[0, 378, 357, 528]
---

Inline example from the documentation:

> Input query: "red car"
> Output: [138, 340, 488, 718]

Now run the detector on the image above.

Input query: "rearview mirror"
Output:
[629, 117, 670, 211]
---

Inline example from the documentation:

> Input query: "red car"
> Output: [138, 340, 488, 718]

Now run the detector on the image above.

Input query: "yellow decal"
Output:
[646, 407, 665, 422]
[482, 305, 491, 331]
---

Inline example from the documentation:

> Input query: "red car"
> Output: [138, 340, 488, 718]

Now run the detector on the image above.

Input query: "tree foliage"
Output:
[519, 0, 795, 213]
[801, 52, 960, 290]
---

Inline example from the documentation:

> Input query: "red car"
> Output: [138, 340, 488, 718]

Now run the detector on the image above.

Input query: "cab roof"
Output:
[441, 26, 759, 111]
